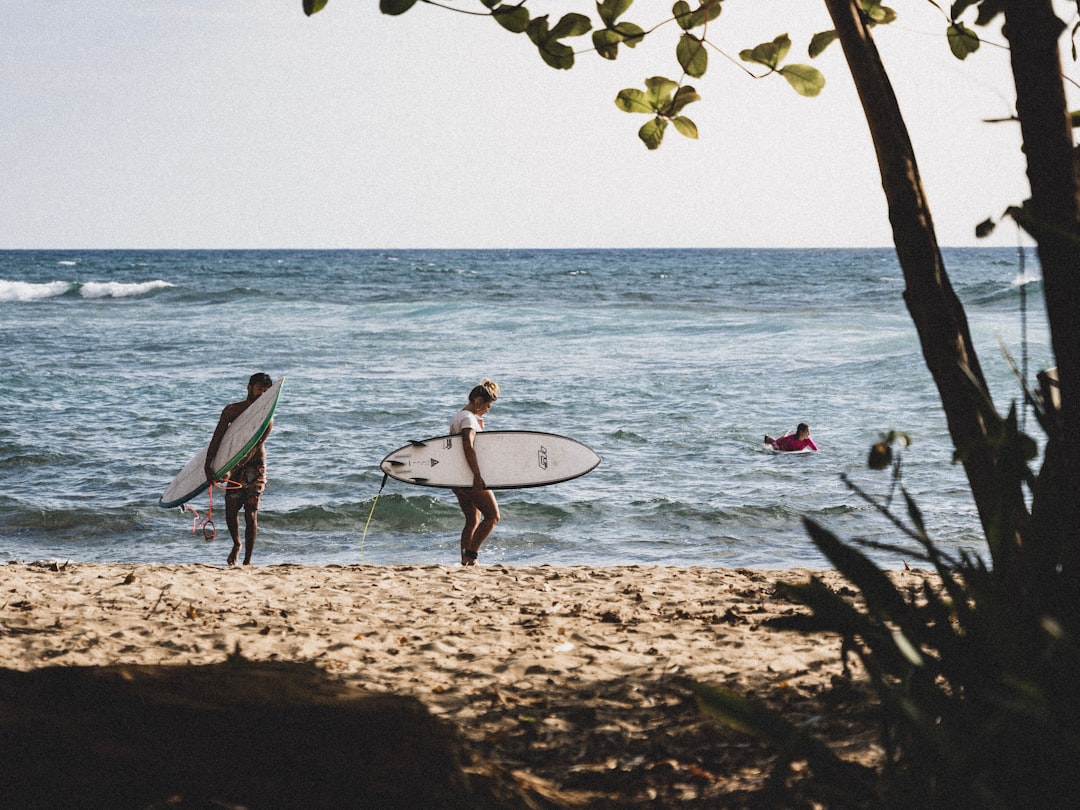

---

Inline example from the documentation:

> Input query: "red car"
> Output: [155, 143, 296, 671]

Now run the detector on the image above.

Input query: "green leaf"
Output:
[525, 17, 566, 69]
[594, 29, 623, 60]
[677, 34, 708, 78]
[644, 75, 679, 106]
[639, 117, 668, 150]
[549, 12, 592, 40]
[614, 21, 645, 47]
[673, 0, 693, 31]
[695, 0, 723, 26]
[740, 34, 791, 70]
[302, 0, 329, 16]
[597, 0, 634, 27]
[675, 0, 722, 30]
[527, 18, 553, 43]
[672, 116, 699, 139]
[809, 30, 837, 58]
[616, 76, 691, 129]
[540, 41, 575, 70]
[947, 22, 980, 59]
[527, 13, 590, 70]
[891, 627, 926, 667]
[690, 681, 800, 739]
[779, 64, 825, 97]
[773, 33, 792, 63]
[593, 21, 645, 60]
[667, 84, 700, 116]
[492, 5, 529, 34]
[615, 88, 653, 114]
[862, 1, 897, 24]
[380, 0, 418, 15]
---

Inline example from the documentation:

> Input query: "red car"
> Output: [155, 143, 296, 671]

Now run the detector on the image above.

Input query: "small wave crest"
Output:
[965, 275, 1043, 306]
[0, 280, 74, 302]
[0, 278, 174, 302]
[80, 280, 174, 299]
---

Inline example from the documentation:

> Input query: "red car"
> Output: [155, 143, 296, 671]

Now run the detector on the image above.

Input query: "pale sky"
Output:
[2, 2, 1074, 249]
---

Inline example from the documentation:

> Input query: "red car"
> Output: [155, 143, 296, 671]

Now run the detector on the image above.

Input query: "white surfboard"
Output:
[158, 377, 284, 508]
[380, 430, 601, 489]
[763, 442, 816, 455]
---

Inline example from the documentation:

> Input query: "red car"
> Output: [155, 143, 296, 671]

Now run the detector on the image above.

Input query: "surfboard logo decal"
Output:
[538, 446, 548, 469]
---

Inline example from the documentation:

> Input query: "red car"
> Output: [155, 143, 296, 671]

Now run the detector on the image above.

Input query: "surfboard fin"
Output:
[410, 477, 429, 484]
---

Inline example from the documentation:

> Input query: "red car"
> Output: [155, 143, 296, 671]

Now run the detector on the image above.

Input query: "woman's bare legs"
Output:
[454, 488, 500, 565]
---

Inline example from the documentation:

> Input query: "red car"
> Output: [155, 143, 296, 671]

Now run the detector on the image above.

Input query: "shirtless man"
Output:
[205, 372, 273, 566]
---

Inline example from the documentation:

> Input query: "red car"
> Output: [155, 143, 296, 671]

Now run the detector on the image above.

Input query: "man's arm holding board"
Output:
[204, 402, 243, 484]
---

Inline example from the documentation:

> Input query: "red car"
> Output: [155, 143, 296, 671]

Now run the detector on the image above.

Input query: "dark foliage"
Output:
[693, 416, 1080, 809]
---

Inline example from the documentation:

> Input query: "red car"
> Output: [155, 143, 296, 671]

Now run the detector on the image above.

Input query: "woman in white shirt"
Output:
[450, 378, 500, 565]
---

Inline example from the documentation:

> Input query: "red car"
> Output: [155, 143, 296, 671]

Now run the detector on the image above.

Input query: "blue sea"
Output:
[0, 248, 1051, 569]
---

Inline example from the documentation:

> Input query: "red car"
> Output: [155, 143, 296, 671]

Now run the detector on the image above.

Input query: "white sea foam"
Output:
[79, 280, 174, 299]
[0, 278, 174, 302]
[1012, 272, 1042, 286]
[0, 279, 73, 301]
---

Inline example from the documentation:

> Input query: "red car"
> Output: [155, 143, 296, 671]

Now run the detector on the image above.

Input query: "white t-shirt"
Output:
[450, 408, 481, 435]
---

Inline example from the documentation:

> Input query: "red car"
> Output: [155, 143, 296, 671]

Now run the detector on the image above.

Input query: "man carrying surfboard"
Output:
[450, 379, 500, 566]
[205, 372, 274, 566]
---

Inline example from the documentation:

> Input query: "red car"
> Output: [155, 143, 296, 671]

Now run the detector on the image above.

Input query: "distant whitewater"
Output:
[0, 248, 1050, 568]
[0, 278, 173, 302]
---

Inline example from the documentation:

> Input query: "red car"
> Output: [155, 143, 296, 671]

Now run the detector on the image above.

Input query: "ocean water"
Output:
[0, 248, 1051, 569]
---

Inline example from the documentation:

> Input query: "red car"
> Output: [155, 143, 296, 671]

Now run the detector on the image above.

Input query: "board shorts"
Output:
[226, 462, 266, 510]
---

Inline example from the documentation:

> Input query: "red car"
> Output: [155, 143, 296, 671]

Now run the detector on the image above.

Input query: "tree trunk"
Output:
[1003, 1, 1080, 579]
[823, 0, 1028, 553]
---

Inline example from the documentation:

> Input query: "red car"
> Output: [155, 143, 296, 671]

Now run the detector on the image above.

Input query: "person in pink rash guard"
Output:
[765, 423, 818, 452]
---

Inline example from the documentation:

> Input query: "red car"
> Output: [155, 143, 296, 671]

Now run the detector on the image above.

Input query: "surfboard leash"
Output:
[182, 479, 241, 542]
[359, 473, 389, 562]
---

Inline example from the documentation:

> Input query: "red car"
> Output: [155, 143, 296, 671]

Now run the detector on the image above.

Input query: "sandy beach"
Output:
[0, 562, 905, 807]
